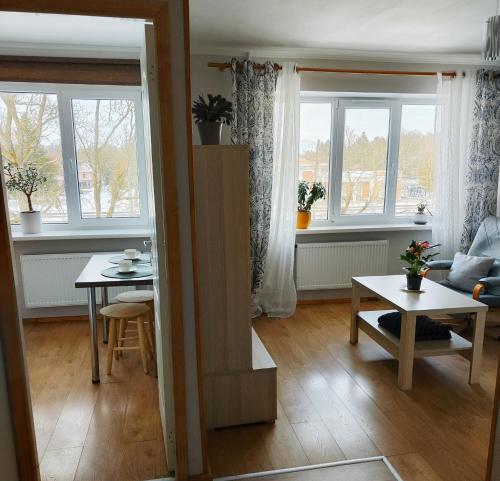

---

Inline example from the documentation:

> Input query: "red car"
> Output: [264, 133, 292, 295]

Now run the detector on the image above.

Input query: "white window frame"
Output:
[0, 82, 148, 231]
[300, 93, 436, 226]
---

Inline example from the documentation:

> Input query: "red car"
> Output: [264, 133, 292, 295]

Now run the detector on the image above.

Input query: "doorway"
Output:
[0, 11, 178, 481]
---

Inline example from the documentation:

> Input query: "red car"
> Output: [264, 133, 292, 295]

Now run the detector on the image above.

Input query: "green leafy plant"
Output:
[3, 161, 47, 212]
[400, 240, 439, 275]
[192, 94, 233, 124]
[298, 180, 326, 212]
[416, 202, 433, 215]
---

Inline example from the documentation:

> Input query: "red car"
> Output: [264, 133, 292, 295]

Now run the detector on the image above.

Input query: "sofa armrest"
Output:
[472, 277, 500, 300]
[478, 277, 500, 287]
[426, 260, 453, 270]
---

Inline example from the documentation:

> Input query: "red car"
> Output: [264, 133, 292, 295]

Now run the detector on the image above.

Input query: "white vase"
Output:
[20, 211, 42, 234]
[413, 212, 428, 225]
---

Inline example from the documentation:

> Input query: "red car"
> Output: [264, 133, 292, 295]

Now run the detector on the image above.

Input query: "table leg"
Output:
[398, 312, 416, 390]
[350, 283, 360, 344]
[88, 287, 100, 383]
[469, 310, 486, 384]
[101, 287, 109, 344]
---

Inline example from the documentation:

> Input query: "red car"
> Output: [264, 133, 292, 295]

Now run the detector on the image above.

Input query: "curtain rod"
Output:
[207, 62, 458, 78]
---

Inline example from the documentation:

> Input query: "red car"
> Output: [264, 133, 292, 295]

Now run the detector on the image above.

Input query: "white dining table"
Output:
[75, 253, 153, 383]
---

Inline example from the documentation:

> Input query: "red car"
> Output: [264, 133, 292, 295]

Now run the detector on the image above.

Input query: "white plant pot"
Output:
[413, 212, 429, 225]
[20, 211, 42, 234]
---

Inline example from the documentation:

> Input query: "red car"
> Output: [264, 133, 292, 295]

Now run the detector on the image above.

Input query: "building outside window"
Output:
[299, 94, 436, 225]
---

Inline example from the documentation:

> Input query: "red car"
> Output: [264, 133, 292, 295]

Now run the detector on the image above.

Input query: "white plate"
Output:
[124, 254, 141, 260]
[118, 267, 137, 274]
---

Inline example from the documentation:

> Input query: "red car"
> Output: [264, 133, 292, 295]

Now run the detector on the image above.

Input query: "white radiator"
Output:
[20, 253, 131, 308]
[295, 240, 388, 290]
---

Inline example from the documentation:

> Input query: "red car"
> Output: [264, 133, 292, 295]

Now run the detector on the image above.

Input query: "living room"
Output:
[188, 1, 500, 481]
[1, 2, 500, 481]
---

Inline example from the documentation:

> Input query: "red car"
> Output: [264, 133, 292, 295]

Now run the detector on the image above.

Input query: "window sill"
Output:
[11, 228, 151, 242]
[296, 223, 432, 235]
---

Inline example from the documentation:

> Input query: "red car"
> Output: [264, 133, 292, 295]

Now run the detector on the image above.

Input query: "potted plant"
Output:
[192, 94, 233, 145]
[414, 202, 431, 225]
[3, 161, 47, 234]
[400, 240, 439, 291]
[297, 180, 326, 229]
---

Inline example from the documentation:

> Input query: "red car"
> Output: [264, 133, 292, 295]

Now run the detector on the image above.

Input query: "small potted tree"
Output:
[3, 161, 47, 234]
[297, 180, 326, 229]
[400, 240, 439, 291]
[192, 94, 233, 145]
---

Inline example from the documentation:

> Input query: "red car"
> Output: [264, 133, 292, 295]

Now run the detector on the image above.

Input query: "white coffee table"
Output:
[350, 275, 488, 390]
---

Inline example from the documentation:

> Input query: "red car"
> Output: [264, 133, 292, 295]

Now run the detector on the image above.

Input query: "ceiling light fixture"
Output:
[484, 0, 500, 60]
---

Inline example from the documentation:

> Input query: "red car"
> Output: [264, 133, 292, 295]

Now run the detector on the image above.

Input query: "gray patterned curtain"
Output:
[460, 69, 500, 251]
[231, 58, 278, 294]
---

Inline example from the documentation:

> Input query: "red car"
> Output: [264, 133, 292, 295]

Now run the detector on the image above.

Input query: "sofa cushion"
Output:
[445, 252, 495, 293]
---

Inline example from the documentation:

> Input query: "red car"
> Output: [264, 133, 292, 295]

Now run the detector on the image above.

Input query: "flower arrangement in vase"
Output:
[297, 180, 326, 229]
[400, 240, 439, 291]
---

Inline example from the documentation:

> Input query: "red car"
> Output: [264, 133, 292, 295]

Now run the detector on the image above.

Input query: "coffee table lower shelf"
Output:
[357, 310, 472, 360]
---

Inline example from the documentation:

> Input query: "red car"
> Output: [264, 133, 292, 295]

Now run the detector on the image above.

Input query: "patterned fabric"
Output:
[460, 70, 500, 251]
[230, 58, 278, 293]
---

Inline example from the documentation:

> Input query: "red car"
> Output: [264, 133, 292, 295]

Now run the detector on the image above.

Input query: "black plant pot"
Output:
[197, 121, 223, 145]
[406, 273, 423, 291]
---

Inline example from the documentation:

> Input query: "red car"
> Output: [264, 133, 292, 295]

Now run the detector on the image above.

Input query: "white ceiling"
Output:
[0, 13, 144, 57]
[189, 0, 495, 55]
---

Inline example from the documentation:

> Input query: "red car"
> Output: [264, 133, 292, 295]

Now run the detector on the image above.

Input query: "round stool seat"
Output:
[116, 290, 154, 304]
[100, 302, 150, 319]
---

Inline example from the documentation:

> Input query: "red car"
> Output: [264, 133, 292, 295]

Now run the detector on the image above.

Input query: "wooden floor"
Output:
[24, 320, 167, 481]
[207, 301, 499, 481]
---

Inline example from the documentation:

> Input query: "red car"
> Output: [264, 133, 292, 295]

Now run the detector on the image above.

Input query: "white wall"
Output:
[296, 228, 432, 300]
[12, 236, 148, 319]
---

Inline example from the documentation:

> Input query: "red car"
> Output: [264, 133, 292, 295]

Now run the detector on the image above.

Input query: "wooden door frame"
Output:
[0, 2, 205, 480]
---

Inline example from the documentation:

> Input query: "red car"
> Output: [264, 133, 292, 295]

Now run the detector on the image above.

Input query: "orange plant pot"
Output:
[296, 211, 311, 229]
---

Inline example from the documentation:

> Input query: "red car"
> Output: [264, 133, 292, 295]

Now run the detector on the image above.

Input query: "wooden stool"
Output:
[116, 290, 155, 357]
[100, 303, 151, 375]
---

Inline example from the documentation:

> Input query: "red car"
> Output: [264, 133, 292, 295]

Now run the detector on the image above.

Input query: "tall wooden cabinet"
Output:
[193, 145, 277, 429]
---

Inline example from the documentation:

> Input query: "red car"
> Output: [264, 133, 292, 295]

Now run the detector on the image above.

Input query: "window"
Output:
[396, 104, 436, 216]
[340, 106, 390, 215]
[0, 92, 67, 224]
[0, 84, 147, 229]
[72, 98, 140, 219]
[299, 102, 331, 220]
[299, 95, 436, 225]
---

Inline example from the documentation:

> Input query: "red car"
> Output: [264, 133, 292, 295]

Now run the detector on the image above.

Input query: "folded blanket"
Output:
[378, 312, 452, 341]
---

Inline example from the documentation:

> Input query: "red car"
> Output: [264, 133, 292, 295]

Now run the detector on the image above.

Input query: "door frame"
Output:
[0, 1, 205, 481]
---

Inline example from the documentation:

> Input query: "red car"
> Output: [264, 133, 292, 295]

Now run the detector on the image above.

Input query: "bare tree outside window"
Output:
[72, 98, 140, 219]
[0, 93, 67, 223]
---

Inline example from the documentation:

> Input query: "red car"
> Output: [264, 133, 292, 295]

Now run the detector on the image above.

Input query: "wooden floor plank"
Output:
[24, 320, 167, 481]
[39, 446, 83, 481]
[388, 452, 445, 481]
[291, 420, 345, 464]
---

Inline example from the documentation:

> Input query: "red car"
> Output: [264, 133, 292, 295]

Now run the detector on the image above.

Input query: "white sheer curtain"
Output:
[432, 71, 475, 259]
[257, 62, 300, 317]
